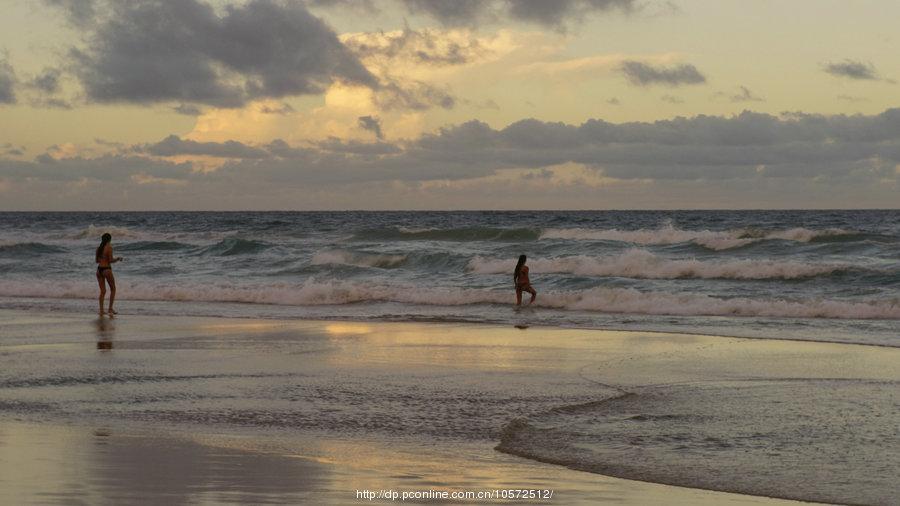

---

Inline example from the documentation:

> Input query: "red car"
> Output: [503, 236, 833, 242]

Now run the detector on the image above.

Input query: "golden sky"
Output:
[0, 0, 898, 209]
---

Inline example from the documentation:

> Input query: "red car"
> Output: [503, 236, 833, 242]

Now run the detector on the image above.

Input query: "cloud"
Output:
[619, 60, 706, 87]
[28, 68, 63, 94]
[2, 143, 25, 156]
[377, 80, 455, 110]
[5, 109, 900, 192]
[401, 0, 493, 27]
[172, 104, 203, 116]
[660, 94, 683, 104]
[729, 85, 763, 102]
[358, 115, 384, 139]
[505, 0, 634, 28]
[44, 0, 96, 27]
[606, 97, 621, 105]
[399, 0, 635, 28]
[0, 55, 17, 104]
[342, 26, 486, 66]
[259, 102, 296, 115]
[836, 94, 868, 103]
[66, 0, 376, 107]
[136, 135, 271, 159]
[823, 59, 879, 80]
[0, 153, 192, 182]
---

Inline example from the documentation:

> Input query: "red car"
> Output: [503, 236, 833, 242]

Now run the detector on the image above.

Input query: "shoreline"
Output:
[2, 297, 898, 350]
[2, 309, 896, 504]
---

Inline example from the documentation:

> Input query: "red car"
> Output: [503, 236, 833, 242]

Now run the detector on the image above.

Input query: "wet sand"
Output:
[1, 309, 896, 504]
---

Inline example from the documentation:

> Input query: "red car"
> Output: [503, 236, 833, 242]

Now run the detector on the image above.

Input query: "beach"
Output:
[1, 309, 896, 505]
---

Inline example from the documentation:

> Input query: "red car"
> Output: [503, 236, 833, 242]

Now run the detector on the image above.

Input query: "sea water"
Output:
[1, 210, 897, 346]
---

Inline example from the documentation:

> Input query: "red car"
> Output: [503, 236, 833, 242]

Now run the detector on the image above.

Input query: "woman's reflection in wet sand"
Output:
[94, 315, 115, 351]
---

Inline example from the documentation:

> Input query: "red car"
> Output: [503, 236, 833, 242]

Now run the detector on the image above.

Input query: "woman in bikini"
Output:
[96, 233, 123, 315]
[513, 254, 536, 306]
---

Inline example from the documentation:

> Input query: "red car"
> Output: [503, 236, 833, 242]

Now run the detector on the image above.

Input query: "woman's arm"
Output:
[106, 244, 123, 263]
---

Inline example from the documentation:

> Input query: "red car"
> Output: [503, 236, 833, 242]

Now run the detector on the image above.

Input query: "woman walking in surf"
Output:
[514, 254, 537, 306]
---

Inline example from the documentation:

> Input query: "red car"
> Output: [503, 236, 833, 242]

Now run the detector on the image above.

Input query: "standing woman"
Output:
[513, 254, 537, 306]
[96, 233, 123, 315]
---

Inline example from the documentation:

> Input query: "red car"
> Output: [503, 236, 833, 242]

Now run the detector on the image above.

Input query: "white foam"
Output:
[1, 280, 897, 320]
[540, 224, 855, 250]
[467, 250, 848, 280]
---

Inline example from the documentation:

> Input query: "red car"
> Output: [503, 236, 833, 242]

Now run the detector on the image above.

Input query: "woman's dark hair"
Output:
[514, 254, 527, 283]
[96, 233, 112, 262]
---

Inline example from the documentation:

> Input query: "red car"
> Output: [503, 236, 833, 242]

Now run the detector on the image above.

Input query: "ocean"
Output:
[1, 210, 898, 346]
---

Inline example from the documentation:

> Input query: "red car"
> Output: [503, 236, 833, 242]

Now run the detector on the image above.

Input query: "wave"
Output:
[467, 250, 854, 280]
[67, 224, 142, 240]
[0, 242, 68, 256]
[198, 237, 271, 256]
[539, 224, 862, 250]
[310, 249, 407, 269]
[351, 226, 541, 242]
[118, 241, 194, 251]
[2, 280, 897, 320]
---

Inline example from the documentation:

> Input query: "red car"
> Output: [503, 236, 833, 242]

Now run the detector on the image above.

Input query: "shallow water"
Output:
[0, 313, 896, 504]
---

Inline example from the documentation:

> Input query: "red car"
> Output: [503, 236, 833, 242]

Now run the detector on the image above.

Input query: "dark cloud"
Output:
[2, 143, 25, 156]
[0, 154, 191, 182]
[823, 59, 879, 80]
[172, 104, 203, 116]
[401, 0, 492, 27]
[67, 0, 376, 107]
[837, 94, 868, 103]
[28, 68, 63, 94]
[377, 79, 455, 110]
[399, 0, 634, 28]
[729, 85, 764, 103]
[0, 56, 17, 104]
[358, 115, 384, 139]
[259, 102, 295, 115]
[137, 135, 271, 159]
[619, 60, 706, 87]
[44, 0, 96, 26]
[317, 137, 400, 155]
[505, 0, 633, 28]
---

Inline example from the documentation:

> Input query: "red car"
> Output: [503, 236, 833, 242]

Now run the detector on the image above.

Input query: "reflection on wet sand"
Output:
[0, 422, 325, 505]
[94, 316, 115, 351]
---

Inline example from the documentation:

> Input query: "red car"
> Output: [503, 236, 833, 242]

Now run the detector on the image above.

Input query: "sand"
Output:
[2, 309, 896, 504]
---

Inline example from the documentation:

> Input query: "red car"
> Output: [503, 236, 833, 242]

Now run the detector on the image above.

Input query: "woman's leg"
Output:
[96, 271, 106, 314]
[527, 286, 536, 305]
[516, 287, 523, 306]
[105, 271, 117, 313]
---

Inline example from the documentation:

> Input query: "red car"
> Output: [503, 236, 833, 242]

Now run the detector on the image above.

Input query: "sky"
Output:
[0, 0, 898, 210]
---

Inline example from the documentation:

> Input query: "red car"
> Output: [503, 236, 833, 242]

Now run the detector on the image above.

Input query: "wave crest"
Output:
[1, 280, 897, 320]
[467, 250, 852, 280]
[540, 224, 859, 250]
[310, 249, 407, 269]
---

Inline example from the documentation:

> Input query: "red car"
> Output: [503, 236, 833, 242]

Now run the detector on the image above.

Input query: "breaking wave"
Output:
[539, 224, 861, 250]
[2, 280, 897, 320]
[467, 250, 856, 280]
